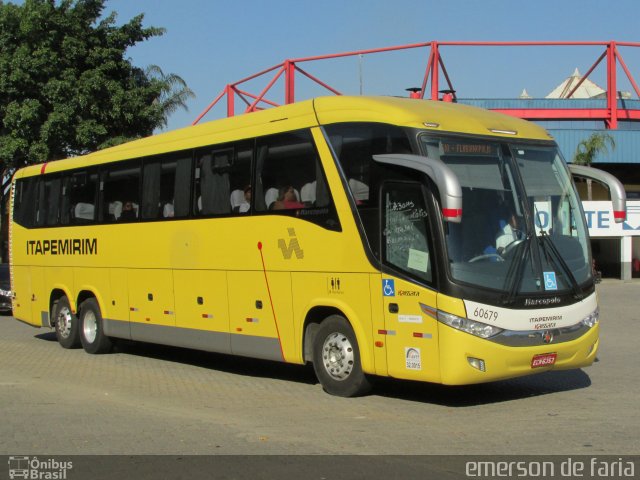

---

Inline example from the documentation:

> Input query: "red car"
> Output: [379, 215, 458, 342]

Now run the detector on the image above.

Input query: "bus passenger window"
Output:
[228, 142, 253, 214]
[35, 177, 62, 227]
[195, 147, 232, 216]
[141, 153, 191, 220]
[13, 177, 38, 228]
[68, 171, 98, 224]
[252, 129, 339, 229]
[100, 162, 140, 222]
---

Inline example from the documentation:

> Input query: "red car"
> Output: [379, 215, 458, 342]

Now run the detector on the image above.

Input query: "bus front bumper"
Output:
[438, 323, 599, 385]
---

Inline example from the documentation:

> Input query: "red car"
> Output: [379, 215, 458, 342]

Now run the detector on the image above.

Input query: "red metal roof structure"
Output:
[193, 41, 640, 130]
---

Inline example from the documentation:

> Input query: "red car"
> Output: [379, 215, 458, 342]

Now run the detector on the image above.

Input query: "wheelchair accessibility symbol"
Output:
[543, 271, 558, 291]
[383, 279, 395, 297]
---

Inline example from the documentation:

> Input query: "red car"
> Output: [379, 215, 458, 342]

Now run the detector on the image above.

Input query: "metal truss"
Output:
[193, 41, 640, 129]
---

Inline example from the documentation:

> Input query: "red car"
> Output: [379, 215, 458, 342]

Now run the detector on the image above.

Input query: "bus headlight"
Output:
[581, 307, 599, 328]
[437, 311, 503, 339]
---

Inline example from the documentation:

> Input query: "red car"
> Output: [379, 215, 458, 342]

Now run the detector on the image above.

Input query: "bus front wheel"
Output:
[79, 298, 112, 354]
[312, 315, 371, 397]
[53, 296, 80, 349]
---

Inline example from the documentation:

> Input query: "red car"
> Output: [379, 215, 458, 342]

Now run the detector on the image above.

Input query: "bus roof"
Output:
[16, 96, 553, 178]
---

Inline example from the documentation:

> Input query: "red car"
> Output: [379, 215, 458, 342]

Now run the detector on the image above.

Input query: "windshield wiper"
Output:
[537, 229, 583, 299]
[501, 233, 532, 306]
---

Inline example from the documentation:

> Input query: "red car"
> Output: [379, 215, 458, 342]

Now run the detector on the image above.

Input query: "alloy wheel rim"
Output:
[83, 310, 98, 344]
[56, 307, 73, 338]
[321, 331, 355, 381]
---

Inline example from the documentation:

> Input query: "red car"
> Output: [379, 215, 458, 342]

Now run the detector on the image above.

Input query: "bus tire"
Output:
[79, 298, 112, 354]
[53, 296, 80, 349]
[312, 315, 371, 397]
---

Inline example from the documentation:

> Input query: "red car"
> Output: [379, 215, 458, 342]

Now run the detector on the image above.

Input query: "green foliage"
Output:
[0, 0, 192, 167]
[573, 132, 616, 166]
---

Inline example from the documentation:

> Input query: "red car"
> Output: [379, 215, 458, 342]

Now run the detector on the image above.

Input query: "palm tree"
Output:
[572, 132, 616, 200]
[146, 65, 196, 129]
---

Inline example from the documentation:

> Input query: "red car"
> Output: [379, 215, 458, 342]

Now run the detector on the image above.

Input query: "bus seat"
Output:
[74, 202, 95, 220]
[301, 181, 316, 204]
[230, 189, 245, 210]
[265, 188, 278, 209]
[163, 203, 175, 218]
[349, 178, 369, 202]
[109, 201, 123, 220]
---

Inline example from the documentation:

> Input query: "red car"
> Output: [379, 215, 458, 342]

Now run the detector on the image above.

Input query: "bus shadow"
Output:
[32, 333, 592, 404]
[35, 331, 57, 342]
[112, 339, 593, 405]
[371, 369, 592, 406]
[113, 339, 319, 386]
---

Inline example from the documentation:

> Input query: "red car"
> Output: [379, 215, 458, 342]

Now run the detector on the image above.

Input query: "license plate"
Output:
[531, 353, 557, 368]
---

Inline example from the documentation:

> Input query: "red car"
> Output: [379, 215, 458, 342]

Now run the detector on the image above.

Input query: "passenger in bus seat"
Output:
[120, 201, 138, 220]
[272, 185, 304, 210]
[230, 185, 251, 213]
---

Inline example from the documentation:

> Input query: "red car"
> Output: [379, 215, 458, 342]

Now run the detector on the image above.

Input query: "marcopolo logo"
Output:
[8, 456, 73, 479]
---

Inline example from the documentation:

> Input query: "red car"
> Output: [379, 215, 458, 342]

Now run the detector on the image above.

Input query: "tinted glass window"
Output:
[142, 152, 192, 220]
[100, 162, 141, 222]
[194, 146, 232, 216]
[13, 177, 38, 228]
[68, 170, 99, 224]
[255, 130, 339, 230]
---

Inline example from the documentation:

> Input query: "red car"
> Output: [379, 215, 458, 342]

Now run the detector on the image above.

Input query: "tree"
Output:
[146, 65, 195, 130]
[572, 132, 616, 200]
[573, 132, 616, 167]
[0, 0, 193, 168]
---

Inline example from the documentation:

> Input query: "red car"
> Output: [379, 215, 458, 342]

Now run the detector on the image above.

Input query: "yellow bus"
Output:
[9, 96, 625, 396]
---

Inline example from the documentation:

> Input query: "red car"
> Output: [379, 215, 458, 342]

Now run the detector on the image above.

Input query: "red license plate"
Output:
[531, 353, 557, 368]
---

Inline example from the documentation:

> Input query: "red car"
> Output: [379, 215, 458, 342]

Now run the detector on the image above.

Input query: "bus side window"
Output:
[60, 177, 71, 225]
[13, 177, 38, 228]
[228, 142, 253, 214]
[194, 147, 232, 216]
[100, 161, 140, 222]
[68, 171, 99, 224]
[254, 129, 339, 229]
[142, 152, 192, 220]
[142, 158, 162, 220]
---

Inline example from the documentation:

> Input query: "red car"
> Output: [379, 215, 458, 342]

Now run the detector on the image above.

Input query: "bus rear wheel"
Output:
[79, 298, 112, 354]
[312, 315, 371, 397]
[53, 296, 80, 349]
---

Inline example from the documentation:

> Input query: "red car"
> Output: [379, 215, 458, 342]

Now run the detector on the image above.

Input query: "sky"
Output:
[103, 0, 640, 132]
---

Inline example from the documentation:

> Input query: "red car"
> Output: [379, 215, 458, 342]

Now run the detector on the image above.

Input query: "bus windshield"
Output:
[419, 135, 591, 296]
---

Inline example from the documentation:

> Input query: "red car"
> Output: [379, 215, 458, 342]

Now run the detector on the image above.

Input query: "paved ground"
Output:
[1, 280, 638, 457]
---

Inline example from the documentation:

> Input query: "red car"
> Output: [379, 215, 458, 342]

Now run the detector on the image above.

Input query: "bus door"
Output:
[380, 182, 440, 382]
